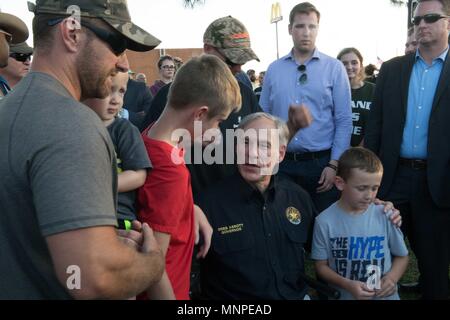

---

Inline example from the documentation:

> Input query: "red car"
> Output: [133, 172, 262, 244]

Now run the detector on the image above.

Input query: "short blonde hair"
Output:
[167, 54, 241, 118]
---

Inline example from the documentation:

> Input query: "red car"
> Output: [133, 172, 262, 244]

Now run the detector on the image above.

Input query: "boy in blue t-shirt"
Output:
[312, 147, 408, 300]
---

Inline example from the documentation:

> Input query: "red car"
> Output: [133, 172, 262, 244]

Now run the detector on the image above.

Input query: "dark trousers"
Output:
[280, 154, 339, 213]
[387, 165, 450, 299]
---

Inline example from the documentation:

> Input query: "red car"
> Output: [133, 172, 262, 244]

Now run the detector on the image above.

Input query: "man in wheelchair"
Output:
[194, 113, 401, 300]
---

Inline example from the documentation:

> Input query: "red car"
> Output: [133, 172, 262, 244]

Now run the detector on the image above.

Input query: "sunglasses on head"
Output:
[0, 30, 12, 44]
[411, 13, 449, 26]
[47, 18, 128, 56]
[10, 53, 32, 62]
[298, 64, 307, 85]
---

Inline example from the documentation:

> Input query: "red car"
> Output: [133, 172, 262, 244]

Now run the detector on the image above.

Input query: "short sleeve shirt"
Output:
[350, 82, 375, 146]
[312, 203, 408, 300]
[0, 72, 118, 299]
[137, 131, 195, 300]
[107, 118, 151, 220]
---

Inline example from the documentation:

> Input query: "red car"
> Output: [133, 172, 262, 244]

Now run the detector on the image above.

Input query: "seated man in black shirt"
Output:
[197, 112, 315, 300]
[197, 112, 402, 300]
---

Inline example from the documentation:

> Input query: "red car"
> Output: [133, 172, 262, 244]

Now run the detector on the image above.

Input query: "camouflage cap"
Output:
[10, 42, 34, 55]
[28, 0, 160, 52]
[203, 16, 259, 65]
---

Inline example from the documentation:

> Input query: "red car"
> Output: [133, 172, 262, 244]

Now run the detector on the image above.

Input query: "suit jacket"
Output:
[365, 51, 450, 208]
[123, 79, 153, 131]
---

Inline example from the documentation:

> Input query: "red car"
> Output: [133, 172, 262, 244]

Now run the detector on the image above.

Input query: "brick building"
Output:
[126, 48, 203, 85]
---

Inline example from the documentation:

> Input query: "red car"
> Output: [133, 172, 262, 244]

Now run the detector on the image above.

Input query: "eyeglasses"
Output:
[161, 65, 175, 70]
[0, 30, 12, 44]
[298, 64, 307, 85]
[9, 53, 32, 62]
[411, 13, 449, 26]
[47, 18, 127, 56]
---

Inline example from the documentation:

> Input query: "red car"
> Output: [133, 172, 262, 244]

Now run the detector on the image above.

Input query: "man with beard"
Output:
[0, 0, 164, 299]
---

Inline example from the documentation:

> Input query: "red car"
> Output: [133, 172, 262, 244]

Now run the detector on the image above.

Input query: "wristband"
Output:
[326, 163, 338, 171]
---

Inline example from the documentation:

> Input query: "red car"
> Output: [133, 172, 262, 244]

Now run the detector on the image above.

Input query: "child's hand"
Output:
[375, 276, 397, 298]
[346, 280, 376, 300]
[117, 220, 144, 250]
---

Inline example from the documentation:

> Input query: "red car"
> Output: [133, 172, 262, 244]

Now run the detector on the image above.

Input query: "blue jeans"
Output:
[280, 155, 339, 213]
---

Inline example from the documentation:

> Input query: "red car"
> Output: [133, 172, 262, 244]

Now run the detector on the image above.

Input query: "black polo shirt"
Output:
[198, 173, 316, 300]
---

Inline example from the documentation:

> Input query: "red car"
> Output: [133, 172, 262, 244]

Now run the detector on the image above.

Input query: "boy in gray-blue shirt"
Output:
[312, 147, 408, 300]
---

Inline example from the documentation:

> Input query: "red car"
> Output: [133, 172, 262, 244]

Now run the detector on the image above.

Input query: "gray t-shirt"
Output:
[312, 203, 408, 300]
[0, 72, 118, 299]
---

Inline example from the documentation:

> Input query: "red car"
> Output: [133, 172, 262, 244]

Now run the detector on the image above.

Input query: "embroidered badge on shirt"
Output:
[286, 207, 301, 225]
[217, 223, 244, 235]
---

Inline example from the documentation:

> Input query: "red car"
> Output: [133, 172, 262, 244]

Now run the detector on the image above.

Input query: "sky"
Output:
[0, 0, 409, 72]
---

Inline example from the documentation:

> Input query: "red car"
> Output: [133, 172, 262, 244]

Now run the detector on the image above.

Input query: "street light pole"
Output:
[271, 2, 283, 60]
[275, 20, 279, 59]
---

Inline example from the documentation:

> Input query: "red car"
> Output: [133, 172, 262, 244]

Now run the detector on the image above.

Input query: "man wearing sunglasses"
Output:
[260, 2, 352, 213]
[0, 9, 29, 97]
[366, 0, 450, 299]
[0, 42, 32, 91]
[0, 0, 165, 299]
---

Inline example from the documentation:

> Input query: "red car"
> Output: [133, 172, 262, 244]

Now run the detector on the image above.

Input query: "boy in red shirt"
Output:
[137, 54, 241, 299]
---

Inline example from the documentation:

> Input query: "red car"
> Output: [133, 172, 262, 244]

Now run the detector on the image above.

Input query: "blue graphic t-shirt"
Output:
[312, 203, 408, 300]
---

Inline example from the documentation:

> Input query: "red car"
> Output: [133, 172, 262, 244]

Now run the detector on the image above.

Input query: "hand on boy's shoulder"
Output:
[373, 199, 402, 228]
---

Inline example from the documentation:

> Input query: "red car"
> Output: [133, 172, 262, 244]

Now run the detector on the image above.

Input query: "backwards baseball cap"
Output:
[0, 9, 29, 44]
[10, 42, 33, 55]
[203, 16, 259, 65]
[28, 0, 160, 52]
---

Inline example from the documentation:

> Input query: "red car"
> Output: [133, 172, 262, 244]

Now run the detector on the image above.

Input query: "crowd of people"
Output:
[0, 0, 449, 301]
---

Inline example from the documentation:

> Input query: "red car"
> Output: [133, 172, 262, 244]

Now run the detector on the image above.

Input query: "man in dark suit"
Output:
[123, 78, 153, 131]
[366, 0, 450, 299]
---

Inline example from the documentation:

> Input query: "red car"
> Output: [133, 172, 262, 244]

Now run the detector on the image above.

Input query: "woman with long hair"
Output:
[337, 48, 375, 147]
